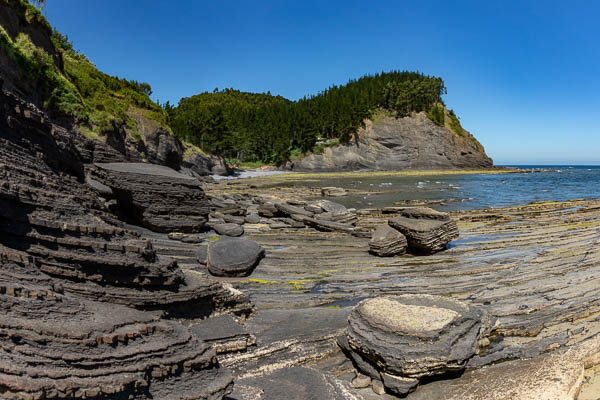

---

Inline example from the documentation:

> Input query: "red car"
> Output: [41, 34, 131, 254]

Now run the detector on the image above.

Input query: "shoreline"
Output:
[220, 166, 522, 181]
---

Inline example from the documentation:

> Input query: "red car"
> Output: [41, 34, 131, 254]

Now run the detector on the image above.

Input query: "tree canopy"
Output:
[169, 71, 449, 164]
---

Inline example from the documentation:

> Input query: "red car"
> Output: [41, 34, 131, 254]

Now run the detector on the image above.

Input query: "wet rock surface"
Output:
[91, 162, 211, 233]
[388, 207, 459, 254]
[341, 295, 493, 395]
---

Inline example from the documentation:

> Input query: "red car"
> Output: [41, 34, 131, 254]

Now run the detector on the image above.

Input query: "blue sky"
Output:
[44, 1, 600, 165]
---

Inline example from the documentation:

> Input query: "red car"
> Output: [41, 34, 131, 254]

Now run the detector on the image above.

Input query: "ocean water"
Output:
[309, 166, 600, 211]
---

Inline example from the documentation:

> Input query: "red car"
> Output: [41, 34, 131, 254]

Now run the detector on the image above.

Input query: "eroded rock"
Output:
[368, 224, 408, 256]
[341, 295, 493, 395]
[91, 162, 211, 233]
[388, 207, 459, 254]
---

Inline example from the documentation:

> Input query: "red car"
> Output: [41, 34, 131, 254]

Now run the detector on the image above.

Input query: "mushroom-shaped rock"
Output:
[388, 207, 459, 254]
[212, 223, 244, 237]
[369, 225, 408, 257]
[207, 238, 265, 277]
[341, 295, 492, 396]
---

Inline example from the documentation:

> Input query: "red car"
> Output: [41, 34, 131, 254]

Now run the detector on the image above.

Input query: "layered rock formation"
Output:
[290, 113, 492, 171]
[388, 207, 459, 254]
[339, 295, 493, 395]
[90, 162, 211, 233]
[0, 88, 248, 398]
[368, 224, 408, 256]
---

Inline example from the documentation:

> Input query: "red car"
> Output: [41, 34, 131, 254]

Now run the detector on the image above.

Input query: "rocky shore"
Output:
[2, 86, 600, 399]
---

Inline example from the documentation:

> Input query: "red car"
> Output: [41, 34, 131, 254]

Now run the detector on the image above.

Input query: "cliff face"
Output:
[289, 112, 492, 171]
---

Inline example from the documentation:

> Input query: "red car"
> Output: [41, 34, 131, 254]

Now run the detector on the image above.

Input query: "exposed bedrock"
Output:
[90, 162, 211, 233]
[0, 88, 251, 398]
[388, 207, 459, 254]
[289, 113, 493, 171]
[340, 295, 493, 396]
[0, 260, 233, 400]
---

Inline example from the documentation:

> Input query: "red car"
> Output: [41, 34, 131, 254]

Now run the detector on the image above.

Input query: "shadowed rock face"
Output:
[340, 295, 493, 395]
[290, 113, 492, 171]
[91, 162, 211, 233]
[0, 89, 247, 399]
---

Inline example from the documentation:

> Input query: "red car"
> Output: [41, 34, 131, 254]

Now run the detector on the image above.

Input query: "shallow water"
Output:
[301, 166, 600, 211]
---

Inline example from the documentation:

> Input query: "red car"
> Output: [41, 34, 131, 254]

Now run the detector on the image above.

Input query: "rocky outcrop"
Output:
[339, 295, 493, 396]
[388, 207, 459, 254]
[0, 88, 249, 398]
[90, 162, 211, 233]
[368, 224, 408, 256]
[289, 113, 492, 171]
[181, 145, 232, 177]
[207, 238, 265, 277]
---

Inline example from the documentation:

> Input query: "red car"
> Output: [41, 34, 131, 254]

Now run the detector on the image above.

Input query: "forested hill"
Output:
[168, 72, 453, 164]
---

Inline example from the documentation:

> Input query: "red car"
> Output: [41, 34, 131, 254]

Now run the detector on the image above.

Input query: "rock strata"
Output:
[0, 88, 248, 398]
[340, 295, 493, 395]
[91, 162, 211, 233]
[368, 224, 408, 256]
[290, 112, 492, 171]
[388, 207, 459, 254]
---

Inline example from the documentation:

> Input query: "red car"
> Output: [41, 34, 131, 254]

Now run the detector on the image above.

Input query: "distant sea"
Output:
[311, 166, 600, 211]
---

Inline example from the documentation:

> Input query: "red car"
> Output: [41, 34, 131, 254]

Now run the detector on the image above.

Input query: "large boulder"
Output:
[91, 162, 211, 233]
[340, 295, 493, 396]
[388, 207, 459, 254]
[207, 238, 265, 277]
[369, 224, 408, 256]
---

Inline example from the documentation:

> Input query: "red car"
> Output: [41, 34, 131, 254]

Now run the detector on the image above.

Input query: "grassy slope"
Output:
[0, 0, 169, 142]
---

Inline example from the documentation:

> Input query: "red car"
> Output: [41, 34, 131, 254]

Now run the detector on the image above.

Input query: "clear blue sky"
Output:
[44, 1, 600, 165]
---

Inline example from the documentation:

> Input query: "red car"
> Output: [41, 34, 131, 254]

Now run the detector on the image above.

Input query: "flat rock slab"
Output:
[207, 237, 265, 277]
[230, 366, 360, 400]
[95, 162, 197, 180]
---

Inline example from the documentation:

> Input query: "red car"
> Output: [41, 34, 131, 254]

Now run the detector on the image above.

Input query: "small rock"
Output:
[223, 214, 246, 225]
[352, 373, 371, 389]
[372, 379, 386, 395]
[321, 187, 347, 197]
[212, 223, 244, 237]
[245, 214, 261, 224]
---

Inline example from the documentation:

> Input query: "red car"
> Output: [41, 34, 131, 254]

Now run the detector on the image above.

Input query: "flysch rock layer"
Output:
[388, 207, 459, 254]
[289, 113, 492, 171]
[90, 162, 211, 233]
[341, 295, 493, 395]
[0, 88, 250, 398]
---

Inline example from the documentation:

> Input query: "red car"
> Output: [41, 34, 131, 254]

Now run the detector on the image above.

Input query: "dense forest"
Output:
[168, 71, 451, 164]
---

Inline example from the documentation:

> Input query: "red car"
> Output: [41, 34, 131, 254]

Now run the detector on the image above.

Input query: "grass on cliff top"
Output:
[1, 0, 170, 139]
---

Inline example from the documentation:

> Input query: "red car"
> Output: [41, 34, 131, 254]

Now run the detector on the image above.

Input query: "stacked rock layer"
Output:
[90, 162, 211, 233]
[340, 295, 493, 395]
[0, 89, 247, 398]
[388, 207, 459, 254]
